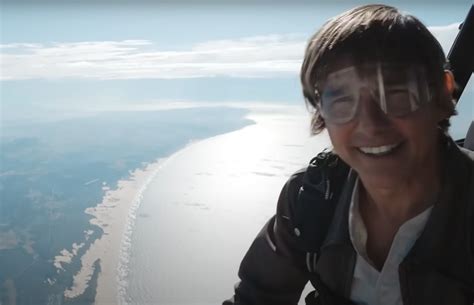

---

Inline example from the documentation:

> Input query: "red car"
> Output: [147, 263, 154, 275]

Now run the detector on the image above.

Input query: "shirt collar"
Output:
[348, 177, 433, 269]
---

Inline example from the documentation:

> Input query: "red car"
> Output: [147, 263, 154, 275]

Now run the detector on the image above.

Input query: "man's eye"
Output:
[385, 89, 416, 115]
[386, 89, 413, 100]
[387, 88, 408, 95]
[332, 97, 355, 105]
[329, 97, 355, 116]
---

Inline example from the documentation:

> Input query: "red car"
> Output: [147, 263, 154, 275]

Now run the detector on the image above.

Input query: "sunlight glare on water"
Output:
[126, 106, 331, 305]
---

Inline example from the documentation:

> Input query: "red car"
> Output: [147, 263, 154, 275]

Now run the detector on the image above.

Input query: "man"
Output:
[224, 4, 474, 305]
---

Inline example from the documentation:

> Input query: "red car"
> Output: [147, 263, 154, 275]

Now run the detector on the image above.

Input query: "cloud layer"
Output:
[0, 24, 460, 81]
[1, 35, 305, 80]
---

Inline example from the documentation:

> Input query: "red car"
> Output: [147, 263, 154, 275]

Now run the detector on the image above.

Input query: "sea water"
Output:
[126, 108, 331, 305]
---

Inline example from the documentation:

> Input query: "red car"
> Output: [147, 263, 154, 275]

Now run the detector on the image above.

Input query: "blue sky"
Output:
[1, 1, 470, 45]
[0, 1, 472, 135]
[1, 2, 469, 80]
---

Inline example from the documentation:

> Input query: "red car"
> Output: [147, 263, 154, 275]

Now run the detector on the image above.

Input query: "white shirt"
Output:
[348, 178, 433, 305]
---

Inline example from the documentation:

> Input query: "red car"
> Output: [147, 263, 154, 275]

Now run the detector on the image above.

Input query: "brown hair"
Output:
[300, 4, 456, 134]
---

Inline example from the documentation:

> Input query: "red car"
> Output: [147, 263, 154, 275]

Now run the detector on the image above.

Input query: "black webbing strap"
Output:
[293, 151, 349, 259]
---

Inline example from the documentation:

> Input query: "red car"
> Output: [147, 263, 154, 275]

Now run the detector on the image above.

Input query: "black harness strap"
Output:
[292, 151, 351, 304]
[293, 151, 349, 261]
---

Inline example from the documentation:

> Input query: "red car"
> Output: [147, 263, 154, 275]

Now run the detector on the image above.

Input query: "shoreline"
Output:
[60, 111, 259, 303]
[61, 104, 323, 304]
[62, 143, 198, 303]
[124, 106, 330, 304]
[62, 159, 167, 301]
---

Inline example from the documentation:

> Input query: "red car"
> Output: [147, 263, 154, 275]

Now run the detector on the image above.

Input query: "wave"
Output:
[115, 146, 191, 305]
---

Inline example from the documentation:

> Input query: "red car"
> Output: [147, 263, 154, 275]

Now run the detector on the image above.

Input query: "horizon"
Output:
[2, 1, 473, 139]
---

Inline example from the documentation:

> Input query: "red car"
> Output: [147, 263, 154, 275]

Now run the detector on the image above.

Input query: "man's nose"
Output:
[356, 89, 391, 133]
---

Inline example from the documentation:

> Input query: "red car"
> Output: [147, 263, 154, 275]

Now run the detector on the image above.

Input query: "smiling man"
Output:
[224, 4, 474, 305]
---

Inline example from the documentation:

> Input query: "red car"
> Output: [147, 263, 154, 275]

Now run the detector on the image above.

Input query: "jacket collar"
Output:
[403, 137, 474, 287]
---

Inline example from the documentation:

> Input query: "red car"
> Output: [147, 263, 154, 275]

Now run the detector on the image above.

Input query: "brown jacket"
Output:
[224, 138, 474, 305]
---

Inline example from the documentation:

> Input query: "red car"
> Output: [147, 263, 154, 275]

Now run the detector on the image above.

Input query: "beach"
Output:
[60, 105, 331, 304]
[60, 160, 167, 302]
[127, 106, 331, 305]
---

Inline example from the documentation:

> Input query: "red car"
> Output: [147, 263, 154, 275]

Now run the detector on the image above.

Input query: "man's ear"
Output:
[437, 70, 456, 121]
[443, 70, 455, 98]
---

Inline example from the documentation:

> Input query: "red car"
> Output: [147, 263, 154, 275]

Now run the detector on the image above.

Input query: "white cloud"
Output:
[0, 35, 306, 80]
[0, 24, 461, 81]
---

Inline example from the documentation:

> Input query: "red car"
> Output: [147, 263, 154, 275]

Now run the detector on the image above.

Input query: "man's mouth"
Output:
[357, 142, 402, 156]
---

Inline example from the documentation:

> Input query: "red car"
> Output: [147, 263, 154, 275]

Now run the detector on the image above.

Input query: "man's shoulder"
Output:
[281, 168, 307, 204]
[283, 153, 351, 204]
[457, 146, 474, 177]
[287, 167, 307, 185]
[459, 146, 474, 162]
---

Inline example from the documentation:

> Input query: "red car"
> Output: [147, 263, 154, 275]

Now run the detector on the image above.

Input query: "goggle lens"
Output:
[318, 63, 431, 124]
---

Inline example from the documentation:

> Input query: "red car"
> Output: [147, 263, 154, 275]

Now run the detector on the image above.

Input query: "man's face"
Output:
[321, 59, 449, 186]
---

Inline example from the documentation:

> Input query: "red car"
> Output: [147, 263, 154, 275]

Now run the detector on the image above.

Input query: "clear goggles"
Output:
[316, 63, 432, 124]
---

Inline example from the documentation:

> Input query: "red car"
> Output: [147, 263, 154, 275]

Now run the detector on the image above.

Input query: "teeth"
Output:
[359, 143, 400, 155]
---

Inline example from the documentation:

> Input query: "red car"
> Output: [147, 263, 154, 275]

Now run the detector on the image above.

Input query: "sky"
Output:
[0, 0, 472, 133]
[1, 1, 471, 80]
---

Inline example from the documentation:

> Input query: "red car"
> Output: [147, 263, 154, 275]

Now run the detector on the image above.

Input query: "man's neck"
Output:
[356, 154, 442, 270]
[358, 147, 442, 227]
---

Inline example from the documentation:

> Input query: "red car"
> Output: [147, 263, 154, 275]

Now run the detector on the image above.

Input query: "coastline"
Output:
[46, 106, 255, 303]
[126, 106, 331, 304]
[60, 117, 254, 303]
[61, 104, 330, 304]
[62, 158, 172, 302]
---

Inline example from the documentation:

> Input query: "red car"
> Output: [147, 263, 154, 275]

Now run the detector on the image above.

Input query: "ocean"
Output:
[0, 106, 256, 304]
[125, 108, 331, 305]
